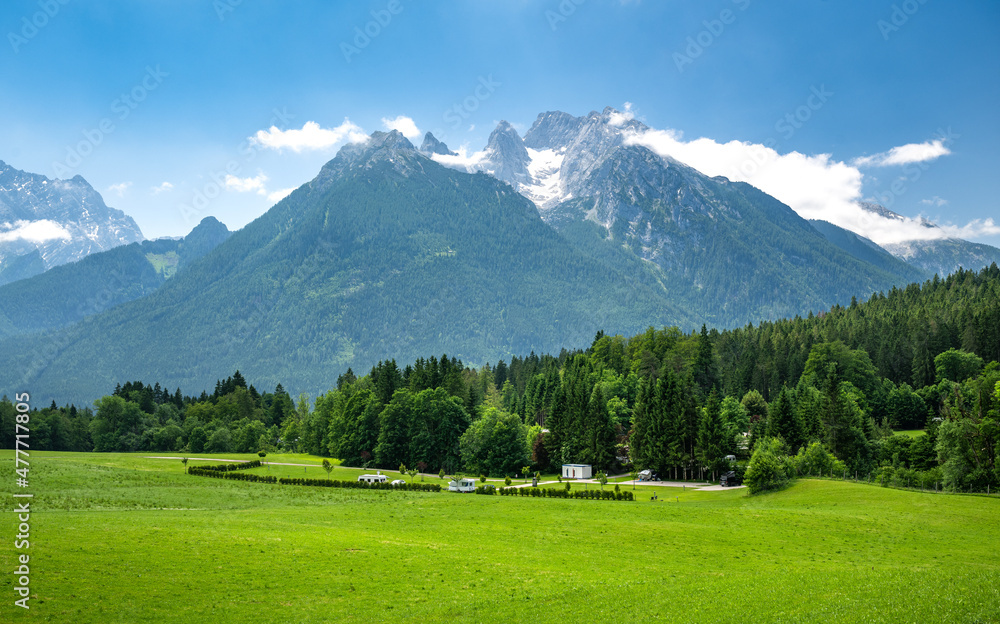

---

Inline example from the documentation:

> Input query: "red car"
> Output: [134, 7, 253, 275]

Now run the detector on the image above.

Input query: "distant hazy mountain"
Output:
[0, 160, 144, 284]
[882, 237, 1000, 277]
[856, 202, 1000, 276]
[1, 131, 687, 404]
[0, 216, 229, 339]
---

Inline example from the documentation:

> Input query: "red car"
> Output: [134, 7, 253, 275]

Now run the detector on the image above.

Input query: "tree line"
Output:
[2, 265, 997, 491]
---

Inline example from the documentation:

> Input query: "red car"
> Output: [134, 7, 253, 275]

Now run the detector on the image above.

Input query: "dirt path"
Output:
[585, 477, 719, 489]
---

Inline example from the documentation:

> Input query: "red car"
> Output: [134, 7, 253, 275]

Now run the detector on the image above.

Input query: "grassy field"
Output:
[2, 451, 998, 623]
[894, 429, 928, 438]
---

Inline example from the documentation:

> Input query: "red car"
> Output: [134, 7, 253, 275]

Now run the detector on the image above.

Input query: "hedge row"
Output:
[477, 486, 633, 501]
[188, 467, 277, 483]
[276, 477, 441, 492]
[185, 461, 442, 493]
[195, 460, 262, 472]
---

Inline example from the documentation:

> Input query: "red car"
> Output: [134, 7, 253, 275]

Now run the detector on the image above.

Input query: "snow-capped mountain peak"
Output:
[0, 160, 144, 281]
[522, 147, 568, 209]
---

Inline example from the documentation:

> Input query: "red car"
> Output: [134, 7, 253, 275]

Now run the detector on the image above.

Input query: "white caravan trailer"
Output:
[448, 478, 477, 493]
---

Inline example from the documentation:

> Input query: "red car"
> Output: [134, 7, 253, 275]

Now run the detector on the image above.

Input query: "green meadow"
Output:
[2, 451, 998, 623]
[893, 429, 928, 439]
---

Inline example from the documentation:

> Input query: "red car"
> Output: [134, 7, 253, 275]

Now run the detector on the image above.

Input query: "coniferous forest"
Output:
[4, 264, 998, 493]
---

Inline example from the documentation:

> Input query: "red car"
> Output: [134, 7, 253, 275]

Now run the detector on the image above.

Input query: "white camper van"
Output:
[448, 478, 477, 493]
[358, 473, 387, 484]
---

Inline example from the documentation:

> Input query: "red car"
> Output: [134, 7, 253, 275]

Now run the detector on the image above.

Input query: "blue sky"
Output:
[1, 0, 998, 246]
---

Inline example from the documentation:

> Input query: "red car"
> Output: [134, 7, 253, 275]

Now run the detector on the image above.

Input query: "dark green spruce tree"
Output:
[581, 386, 616, 470]
[692, 324, 720, 397]
[696, 388, 729, 481]
[767, 386, 804, 452]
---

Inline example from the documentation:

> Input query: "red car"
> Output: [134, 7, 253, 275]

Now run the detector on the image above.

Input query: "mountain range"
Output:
[1, 107, 998, 404]
[428, 108, 932, 323]
[0, 160, 144, 285]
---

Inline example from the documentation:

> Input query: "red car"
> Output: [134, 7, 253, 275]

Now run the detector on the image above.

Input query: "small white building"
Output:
[562, 464, 592, 479]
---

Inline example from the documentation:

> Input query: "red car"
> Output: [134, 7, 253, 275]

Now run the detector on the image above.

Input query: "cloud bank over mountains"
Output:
[618, 119, 993, 245]
[244, 107, 998, 247]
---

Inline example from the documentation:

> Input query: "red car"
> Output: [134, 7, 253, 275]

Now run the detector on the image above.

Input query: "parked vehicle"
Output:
[391, 479, 406, 486]
[448, 478, 477, 493]
[358, 474, 387, 484]
[720, 471, 742, 487]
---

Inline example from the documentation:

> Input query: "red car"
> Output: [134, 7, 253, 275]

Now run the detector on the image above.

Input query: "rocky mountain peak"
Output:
[0, 160, 144, 277]
[419, 132, 456, 156]
[317, 130, 424, 182]
[482, 121, 531, 187]
[523, 111, 585, 150]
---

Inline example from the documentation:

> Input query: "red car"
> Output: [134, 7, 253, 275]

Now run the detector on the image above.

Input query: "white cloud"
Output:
[381, 115, 421, 140]
[251, 119, 368, 152]
[151, 181, 174, 194]
[852, 139, 951, 168]
[936, 218, 1000, 239]
[225, 173, 269, 195]
[0, 219, 73, 243]
[267, 187, 295, 203]
[429, 145, 490, 170]
[625, 127, 865, 225]
[621, 125, 978, 246]
[607, 102, 635, 127]
[107, 182, 132, 197]
[920, 196, 948, 207]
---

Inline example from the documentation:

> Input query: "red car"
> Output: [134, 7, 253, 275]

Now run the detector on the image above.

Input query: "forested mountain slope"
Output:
[0, 132, 687, 404]
[0, 217, 230, 338]
[713, 264, 1000, 399]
